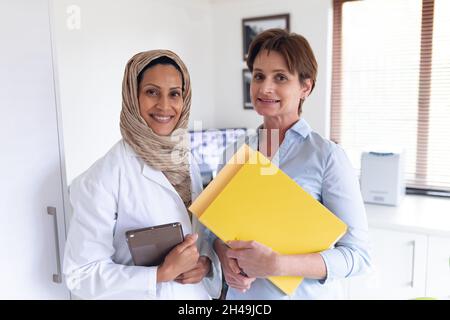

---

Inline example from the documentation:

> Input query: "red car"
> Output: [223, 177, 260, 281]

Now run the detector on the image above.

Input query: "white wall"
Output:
[52, 0, 215, 183]
[211, 0, 332, 137]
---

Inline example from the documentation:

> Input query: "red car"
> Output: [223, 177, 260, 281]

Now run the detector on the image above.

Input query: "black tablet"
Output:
[125, 222, 184, 266]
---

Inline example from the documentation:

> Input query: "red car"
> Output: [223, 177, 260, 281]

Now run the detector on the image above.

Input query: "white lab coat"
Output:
[63, 140, 222, 299]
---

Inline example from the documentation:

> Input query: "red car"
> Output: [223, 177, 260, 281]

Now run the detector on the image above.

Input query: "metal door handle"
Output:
[410, 240, 416, 288]
[47, 206, 62, 283]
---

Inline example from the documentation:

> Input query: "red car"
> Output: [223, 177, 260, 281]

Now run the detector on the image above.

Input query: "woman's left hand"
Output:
[174, 256, 211, 284]
[226, 240, 279, 278]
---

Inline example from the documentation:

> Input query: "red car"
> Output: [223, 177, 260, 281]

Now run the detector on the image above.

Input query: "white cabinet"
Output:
[426, 236, 450, 299]
[348, 228, 427, 299]
[0, 0, 69, 298]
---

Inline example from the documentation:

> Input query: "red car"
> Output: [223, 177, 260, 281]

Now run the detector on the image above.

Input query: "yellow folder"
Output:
[189, 144, 347, 295]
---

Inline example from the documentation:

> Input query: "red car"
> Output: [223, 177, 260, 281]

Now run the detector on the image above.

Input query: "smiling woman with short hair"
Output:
[213, 29, 372, 300]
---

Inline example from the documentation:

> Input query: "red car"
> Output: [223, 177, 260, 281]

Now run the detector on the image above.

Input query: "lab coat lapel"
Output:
[123, 139, 184, 201]
[141, 163, 179, 196]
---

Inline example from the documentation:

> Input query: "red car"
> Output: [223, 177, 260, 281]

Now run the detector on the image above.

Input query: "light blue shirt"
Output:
[218, 118, 372, 300]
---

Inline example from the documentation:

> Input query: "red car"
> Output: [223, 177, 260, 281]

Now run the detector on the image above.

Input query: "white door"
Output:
[426, 235, 450, 299]
[0, 0, 69, 299]
[348, 227, 427, 299]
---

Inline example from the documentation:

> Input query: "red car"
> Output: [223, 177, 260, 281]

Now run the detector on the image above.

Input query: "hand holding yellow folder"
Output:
[189, 144, 347, 295]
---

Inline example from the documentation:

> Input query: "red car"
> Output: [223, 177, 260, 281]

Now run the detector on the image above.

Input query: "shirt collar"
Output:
[253, 118, 312, 144]
[286, 118, 312, 140]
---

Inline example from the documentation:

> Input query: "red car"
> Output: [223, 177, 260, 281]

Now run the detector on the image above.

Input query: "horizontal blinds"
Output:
[427, 0, 450, 190]
[331, 0, 450, 192]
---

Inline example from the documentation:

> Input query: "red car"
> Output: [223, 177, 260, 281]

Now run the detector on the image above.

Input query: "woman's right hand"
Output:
[157, 233, 199, 283]
[214, 239, 256, 292]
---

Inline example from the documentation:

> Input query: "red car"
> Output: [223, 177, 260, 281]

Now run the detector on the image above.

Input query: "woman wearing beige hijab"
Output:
[63, 50, 221, 299]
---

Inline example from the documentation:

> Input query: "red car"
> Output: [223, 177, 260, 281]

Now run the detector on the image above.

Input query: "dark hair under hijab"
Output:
[137, 56, 185, 91]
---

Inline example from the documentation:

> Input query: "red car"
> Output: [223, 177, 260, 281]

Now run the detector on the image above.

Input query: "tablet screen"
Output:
[126, 222, 184, 266]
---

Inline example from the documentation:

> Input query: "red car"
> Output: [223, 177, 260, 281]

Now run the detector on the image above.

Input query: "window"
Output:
[331, 0, 450, 193]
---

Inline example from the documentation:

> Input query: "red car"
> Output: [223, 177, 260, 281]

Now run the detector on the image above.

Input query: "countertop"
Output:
[365, 195, 450, 237]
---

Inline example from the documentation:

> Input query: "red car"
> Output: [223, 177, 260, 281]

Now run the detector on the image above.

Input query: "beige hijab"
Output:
[120, 50, 192, 208]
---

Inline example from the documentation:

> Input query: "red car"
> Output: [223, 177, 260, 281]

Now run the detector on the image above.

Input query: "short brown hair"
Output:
[246, 28, 318, 114]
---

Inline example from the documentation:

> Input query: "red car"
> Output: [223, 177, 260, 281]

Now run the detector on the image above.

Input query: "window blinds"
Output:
[331, 0, 450, 192]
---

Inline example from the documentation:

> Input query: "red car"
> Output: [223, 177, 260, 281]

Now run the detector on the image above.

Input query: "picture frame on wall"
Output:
[243, 69, 253, 110]
[242, 14, 290, 60]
